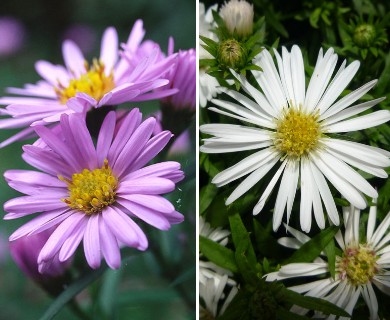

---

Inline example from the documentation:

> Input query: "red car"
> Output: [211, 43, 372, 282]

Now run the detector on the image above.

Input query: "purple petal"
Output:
[116, 198, 171, 230]
[99, 218, 121, 269]
[102, 206, 148, 250]
[108, 108, 142, 164]
[118, 194, 174, 213]
[4, 169, 64, 187]
[124, 161, 181, 180]
[4, 195, 66, 216]
[100, 27, 118, 75]
[97, 84, 140, 107]
[9, 208, 73, 240]
[83, 214, 101, 269]
[130, 130, 172, 171]
[96, 111, 116, 166]
[38, 212, 86, 263]
[117, 177, 175, 195]
[0, 126, 37, 148]
[62, 40, 86, 77]
[130, 88, 179, 102]
[113, 117, 156, 177]
[164, 210, 184, 224]
[35, 60, 70, 86]
[59, 218, 86, 261]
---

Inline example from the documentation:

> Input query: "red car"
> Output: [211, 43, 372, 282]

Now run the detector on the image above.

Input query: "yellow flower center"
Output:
[60, 160, 118, 215]
[337, 244, 380, 286]
[56, 59, 115, 104]
[274, 107, 321, 158]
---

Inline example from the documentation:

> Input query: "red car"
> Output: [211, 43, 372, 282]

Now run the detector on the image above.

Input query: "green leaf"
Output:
[99, 268, 122, 318]
[229, 213, 256, 266]
[324, 238, 336, 279]
[235, 241, 261, 283]
[169, 265, 196, 288]
[199, 236, 239, 273]
[253, 219, 281, 258]
[279, 289, 350, 317]
[284, 226, 339, 264]
[200, 184, 219, 214]
[39, 265, 107, 320]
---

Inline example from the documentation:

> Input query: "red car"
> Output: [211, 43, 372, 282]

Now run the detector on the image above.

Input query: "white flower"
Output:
[220, 0, 254, 37]
[199, 216, 235, 286]
[200, 273, 238, 319]
[199, 3, 220, 107]
[200, 45, 390, 232]
[265, 203, 390, 319]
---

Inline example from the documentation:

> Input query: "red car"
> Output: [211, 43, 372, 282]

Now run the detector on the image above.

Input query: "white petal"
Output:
[300, 157, 313, 232]
[290, 45, 305, 107]
[200, 140, 272, 153]
[366, 203, 377, 242]
[362, 284, 378, 320]
[371, 211, 390, 248]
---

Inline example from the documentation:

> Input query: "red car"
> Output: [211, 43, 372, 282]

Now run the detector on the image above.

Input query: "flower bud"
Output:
[217, 39, 247, 70]
[353, 24, 377, 48]
[220, 0, 254, 37]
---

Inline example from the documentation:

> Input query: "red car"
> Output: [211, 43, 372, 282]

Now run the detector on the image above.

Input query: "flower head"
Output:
[199, 3, 220, 107]
[220, 0, 254, 38]
[4, 109, 184, 270]
[0, 20, 177, 147]
[0, 16, 25, 57]
[265, 203, 390, 319]
[200, 45, 390, 232]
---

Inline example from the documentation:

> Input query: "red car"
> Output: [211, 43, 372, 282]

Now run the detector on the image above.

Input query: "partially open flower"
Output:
[220, 0, 254, 38]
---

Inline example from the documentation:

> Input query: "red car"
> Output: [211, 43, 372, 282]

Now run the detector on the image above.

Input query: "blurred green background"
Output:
[0, 0, 196, 319]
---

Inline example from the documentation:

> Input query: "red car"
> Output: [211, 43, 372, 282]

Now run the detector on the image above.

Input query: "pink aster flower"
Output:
[160, 39, 196, 111]
[0, 20, 178, 148]
[10, 227, 70, 280]
[4, 109, 184, 271]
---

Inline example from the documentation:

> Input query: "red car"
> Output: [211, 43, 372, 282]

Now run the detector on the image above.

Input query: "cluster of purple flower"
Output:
[0, 20, 195, 278]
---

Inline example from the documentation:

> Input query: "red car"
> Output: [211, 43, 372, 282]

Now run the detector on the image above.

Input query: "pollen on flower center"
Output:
[274, 107, 321, 158]
[56, 59, 115, 104]
[60, 160, 118, 215]
[337, 244, 380, 286]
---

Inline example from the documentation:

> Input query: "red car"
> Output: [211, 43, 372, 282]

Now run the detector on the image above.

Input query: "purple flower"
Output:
[4, 109, 184, 270]
[62, 24, 97, 55]
[9, 227, 70, 280]
[0, 20, 178, 148]
[0, 17, 25, 57]
[160, 40, 196, 111]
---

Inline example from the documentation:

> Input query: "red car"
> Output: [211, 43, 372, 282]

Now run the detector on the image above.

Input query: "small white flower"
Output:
[220, 0, 254, 37]
[200, 45, 390, 232]
[265, 203, 390, 319]
[200, 273, 238, 319]
[199, 3, 220, 107]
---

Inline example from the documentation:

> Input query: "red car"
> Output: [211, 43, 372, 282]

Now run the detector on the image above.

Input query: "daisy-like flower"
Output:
[200, 45, 390, 232]
[199, 216, 234, 286]
[199, 2, 220, 108]
[4, 109, 184, 270]
[200, 273, 238, 320]
[265, 203, 390, 319]
[0, 20, 177, 147]
[219, 0, 254, 38]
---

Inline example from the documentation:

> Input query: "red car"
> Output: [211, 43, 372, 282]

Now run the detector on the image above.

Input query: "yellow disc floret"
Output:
[274, 107, 321, 158]
[56, 59, 115, 104]
[60, 160, 118, 215]
[337, 244, 380, 286]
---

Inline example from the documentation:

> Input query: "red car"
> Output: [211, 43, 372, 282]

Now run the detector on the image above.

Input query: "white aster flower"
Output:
[200, 45, 390, 232]
[199, 216, 235, 286]
[199, 2, 220, 107]
[220, 0, 254, 37]
[200, 273, 238, 320]
[265, 203, 390, 319]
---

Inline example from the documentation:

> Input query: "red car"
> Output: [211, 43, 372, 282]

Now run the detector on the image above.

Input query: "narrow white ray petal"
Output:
[208, 106, 275, 129]
[225, 157, 279, 205]
[279, 262, 328, 277]
[290, 45, 305, 107]
[310, 151, 371, 209]
[325, 145, 388, 178]
[362, 284, 378, 320]
[311, 173, 325, 229]
[366, 204, 377, 242]
[308, 160, 339, 225]
[277, 237, 303, 250]
[370, 211, 390, 248]
[281, 47, 295, 107]
[304, 48, 338, 112]
[300, 157, 313, 232]
[375, 234, 390, 252]
[327, 110, 390, 133]
[377, 244, 390, 255]
[218, 87, 274, 120]
[343, 286, 361, 318]
[230, 69, 278, 117]
[316, 61, 360, 114]
[200, 123, 272, 139]
[373, 277, 390, 295]
[288, 279, 331, 294]
[320, 80, 378, 120]
[323, 97, 386, 126]
[252, 49, 286, 112]
[343, 206, 355, 246]
[273, 48, 290, 107]
[200, 140, 272, 153]
[273, 160, 299, 230]
[212, 148, 276, 187]
[253, 159, 287, 215]
[284, 223, 311, 245]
